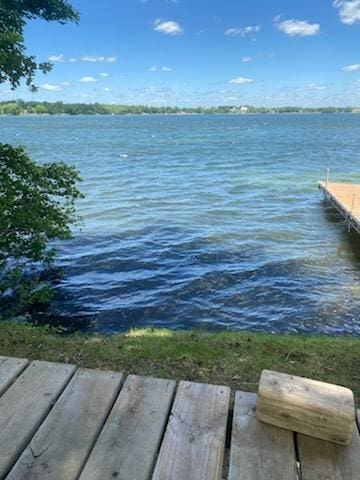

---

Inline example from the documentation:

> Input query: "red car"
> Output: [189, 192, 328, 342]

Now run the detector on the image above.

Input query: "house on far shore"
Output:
[229, 106, 250, 114]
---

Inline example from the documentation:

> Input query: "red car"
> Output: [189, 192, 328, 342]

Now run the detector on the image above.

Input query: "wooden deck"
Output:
[319, 181, 360, 233]
[0, 356, 359, 479]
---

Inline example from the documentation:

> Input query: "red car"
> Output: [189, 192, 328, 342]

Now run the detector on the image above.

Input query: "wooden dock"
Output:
[0, 356, 360, 479]
[319, 181, 360, 233]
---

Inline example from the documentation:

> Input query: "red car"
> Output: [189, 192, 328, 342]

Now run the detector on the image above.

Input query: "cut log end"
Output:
[256, 370, 355, 446]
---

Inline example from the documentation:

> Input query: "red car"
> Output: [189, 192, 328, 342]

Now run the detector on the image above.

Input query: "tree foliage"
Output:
[0, 100, 355, 116]
[0, 0, 79, 91]
[0, 144, 83, 313]
[0, 144, 83, 262]
[0, 1, 81, 314]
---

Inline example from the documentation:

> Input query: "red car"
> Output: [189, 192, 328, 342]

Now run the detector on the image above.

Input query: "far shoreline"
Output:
[2, 111, 360, 117]
[1, 101, 359, 116]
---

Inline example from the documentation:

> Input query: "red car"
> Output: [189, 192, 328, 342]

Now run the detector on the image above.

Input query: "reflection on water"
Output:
[1, 114, 360, 334]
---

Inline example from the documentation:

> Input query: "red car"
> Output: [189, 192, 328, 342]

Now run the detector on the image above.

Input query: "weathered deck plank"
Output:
[152, 380, 230, 480]
[0, 361, 75, 478]
[79, 374, 176, 480]
[319, 181, 360, 232]
[0, 357, 29, 397]
[7, 368, 123, 480]
[0, 356, 359, 480]
[297, 425, 360, 480]
[229, 391, 298, 480]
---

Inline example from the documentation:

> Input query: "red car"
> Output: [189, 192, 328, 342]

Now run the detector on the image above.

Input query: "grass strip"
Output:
[0, 322, 359, 403]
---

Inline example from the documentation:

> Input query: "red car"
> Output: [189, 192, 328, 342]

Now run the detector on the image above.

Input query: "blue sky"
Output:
[2, 0, 360, 106]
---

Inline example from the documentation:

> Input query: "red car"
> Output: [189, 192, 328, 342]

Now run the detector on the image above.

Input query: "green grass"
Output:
[0, 322, 359, 403]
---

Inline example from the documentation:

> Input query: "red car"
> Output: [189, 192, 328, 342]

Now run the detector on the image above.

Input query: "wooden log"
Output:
[257, 370, 355, 445]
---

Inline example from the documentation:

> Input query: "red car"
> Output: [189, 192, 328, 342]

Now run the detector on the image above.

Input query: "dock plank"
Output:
[79, 374, 176, 480]
[319, 181, 360, 228]
[0, 360, 75, 478]
[297, 424, 360, 480]
[7, 368, 123, 480]
[0, 357, 29, 397]
[229, 391, 298, 480]
[152, 380, 230, 480]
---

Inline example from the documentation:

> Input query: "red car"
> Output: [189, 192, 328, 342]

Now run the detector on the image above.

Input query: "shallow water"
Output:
[2, 114, 360, 334]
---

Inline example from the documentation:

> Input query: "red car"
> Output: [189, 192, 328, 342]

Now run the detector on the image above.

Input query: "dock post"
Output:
[351, 194, 356, 214]
[325, 168, 330, 189]
[349, 194, 356, 232]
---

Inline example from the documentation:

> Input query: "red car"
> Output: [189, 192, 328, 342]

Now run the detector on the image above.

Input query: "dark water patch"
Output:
[26, 225, 360, 335]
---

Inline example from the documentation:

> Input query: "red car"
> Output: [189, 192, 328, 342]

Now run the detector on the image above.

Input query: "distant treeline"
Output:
[0, 100, 357, 115]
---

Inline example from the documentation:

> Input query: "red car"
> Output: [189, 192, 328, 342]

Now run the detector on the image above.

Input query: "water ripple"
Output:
[1, 114, 360, 334]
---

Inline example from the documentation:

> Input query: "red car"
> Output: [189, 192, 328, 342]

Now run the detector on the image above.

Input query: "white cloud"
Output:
[100, 72, 109, 77]
[81, 55, 105, 62]
[276, 19, 320, 37]
[48, 54, 64, 62]
[79, 76, 97, 83]
[40, 83, 63, 91]
[225, 25, 260, 37]
[61, 81, 71, 87]
[229, 76, 254, 84]
[343, 63, 360, 71]
[225, 28, 240, 36]
[46, 55, 116, 63]
[308, 83, 328, 91]
[154, 19, 183, 35]
[104, 87, 111, 92]
[333, 0, 360, 25]
[241, 56, 253, 63]
[149, 65, 174, 72]
[80, 56, 117, 63]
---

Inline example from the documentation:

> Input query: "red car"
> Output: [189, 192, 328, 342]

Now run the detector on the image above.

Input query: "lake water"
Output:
[2, 114, 360, 335]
